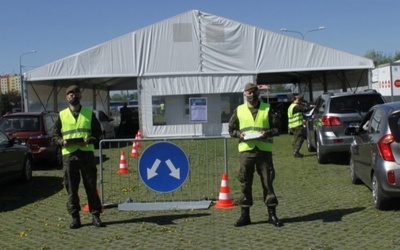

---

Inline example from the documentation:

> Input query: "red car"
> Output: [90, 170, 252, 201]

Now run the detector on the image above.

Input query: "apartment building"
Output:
[0, 74, 21, 94]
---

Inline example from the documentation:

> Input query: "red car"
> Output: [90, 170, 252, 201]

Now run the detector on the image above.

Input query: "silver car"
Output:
[94, 110, 116, 139]
[347, 102, 400, 210]
[306, 91, 386, 164]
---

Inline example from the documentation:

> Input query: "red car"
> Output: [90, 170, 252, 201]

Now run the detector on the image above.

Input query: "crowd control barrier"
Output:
[97, 136, 231, 211]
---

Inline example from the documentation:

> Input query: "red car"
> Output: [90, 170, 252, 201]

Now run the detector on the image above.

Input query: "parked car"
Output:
[346, 102, 400, 210]
[0, 129, 33, 184]
[0, 111, 61, 168]
[306, 90, 386, 164]
[94, 110, 116, 139]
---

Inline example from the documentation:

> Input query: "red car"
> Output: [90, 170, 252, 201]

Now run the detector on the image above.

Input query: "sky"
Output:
[1, 0, 399, 74]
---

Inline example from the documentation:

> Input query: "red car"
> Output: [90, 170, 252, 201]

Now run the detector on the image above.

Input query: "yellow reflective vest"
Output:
[288, 103, 303, 129]
[60, 107, 94, 155]
[237, 102, 273, 152]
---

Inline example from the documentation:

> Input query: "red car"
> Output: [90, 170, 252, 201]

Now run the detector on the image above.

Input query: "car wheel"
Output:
[307, 134, 316, 152]
[349, 157, 361, 184]
[20, 156, 33, 183]
[372, 173, 389, 210]
[316, 139, 328, 164]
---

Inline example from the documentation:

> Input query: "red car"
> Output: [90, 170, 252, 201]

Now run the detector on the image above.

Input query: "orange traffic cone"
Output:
[83, 203, 105, 212]
[83, 190, 102, 212]
[84, 203, 90, 212]
[130, 143, 140, 158]
[134, 135, 141, 149]
[137, 129, 142, 139]
[117, 151, 129, 174]
[215, 173, 235, 209]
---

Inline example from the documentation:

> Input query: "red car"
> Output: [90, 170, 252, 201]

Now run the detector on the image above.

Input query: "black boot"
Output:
[267, 207, 283, 227]
[69, 212, 81, 229]
[92, 213, 105, 227]
[294, 152, 304, 158]
[234, 207, 251, 227]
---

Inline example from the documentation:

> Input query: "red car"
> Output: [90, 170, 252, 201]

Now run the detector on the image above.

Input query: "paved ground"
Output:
[1, 134, 400, 250]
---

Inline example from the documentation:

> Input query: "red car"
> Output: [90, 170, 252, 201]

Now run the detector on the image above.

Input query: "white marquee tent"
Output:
[26, 9, 374, 137]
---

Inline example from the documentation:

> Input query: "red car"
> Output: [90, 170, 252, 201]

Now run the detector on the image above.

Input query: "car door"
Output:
[308, 97, 324, 148]
[97, 111, 115, 139]
[0, 132, 21, 181]
[350, 109, 372, 169]
[356, 108, 382, 183]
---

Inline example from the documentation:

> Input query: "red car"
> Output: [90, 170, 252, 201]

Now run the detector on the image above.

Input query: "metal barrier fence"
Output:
[98, 136, 230, 211]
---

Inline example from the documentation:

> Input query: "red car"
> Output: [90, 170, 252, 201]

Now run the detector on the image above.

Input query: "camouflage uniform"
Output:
[288, 102, 313, 157]
[53, 106, 102, 216]
[228, 102, 280, 207]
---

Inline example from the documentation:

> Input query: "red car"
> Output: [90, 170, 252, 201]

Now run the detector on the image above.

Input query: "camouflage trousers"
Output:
[63, 149, 102, 216]
[291, 125, 306, 154]
[237, 150, 278, 207]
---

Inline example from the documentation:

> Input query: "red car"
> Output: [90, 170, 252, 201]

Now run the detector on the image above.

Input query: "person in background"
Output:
[228, 82, 283, 227]
[119, 102, 133, 137]
[53, 85, 105, 229]
[159, 101, 165, 115]
[287, 94, 314, 158]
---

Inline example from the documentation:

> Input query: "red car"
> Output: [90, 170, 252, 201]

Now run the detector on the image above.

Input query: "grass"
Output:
[1, 134, 400, 249]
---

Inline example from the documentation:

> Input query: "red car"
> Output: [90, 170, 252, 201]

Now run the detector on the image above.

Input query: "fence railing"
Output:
[98, 136, 230, 211]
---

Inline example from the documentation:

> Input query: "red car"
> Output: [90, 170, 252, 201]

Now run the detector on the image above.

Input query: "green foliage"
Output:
[364, 49, 400, 65]
[0, 93, 13, 115]
[110, 91, 138, 102]
[273, 84, 288, 92]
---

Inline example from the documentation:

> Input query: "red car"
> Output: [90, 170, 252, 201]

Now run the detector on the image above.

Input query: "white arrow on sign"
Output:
[165, 159, 180, 180]
[147, 158, 181, 180]
[147, 159, 161, 180]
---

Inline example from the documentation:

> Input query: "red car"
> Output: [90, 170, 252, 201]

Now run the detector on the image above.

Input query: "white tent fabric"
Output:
[26, 9, 374, 137]
[27, 9, 373, 80]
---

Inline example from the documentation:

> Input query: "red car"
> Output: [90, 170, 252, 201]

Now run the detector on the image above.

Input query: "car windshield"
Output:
[0, 117, 40, 132]
[329, 95, 384, 113]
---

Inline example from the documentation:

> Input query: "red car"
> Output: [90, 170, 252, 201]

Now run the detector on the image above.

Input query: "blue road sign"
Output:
[138, 142, 189, 193]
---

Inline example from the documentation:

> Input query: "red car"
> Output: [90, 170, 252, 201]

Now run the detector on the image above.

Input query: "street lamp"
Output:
[19, 50, 36, 112]
[280, 26, 326, 40]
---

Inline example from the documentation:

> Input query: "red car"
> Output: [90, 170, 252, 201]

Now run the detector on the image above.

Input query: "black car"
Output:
[0, 130, 33, 184]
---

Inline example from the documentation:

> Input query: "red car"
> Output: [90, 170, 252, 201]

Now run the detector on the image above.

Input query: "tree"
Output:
[0, 94, 13, 115]
[364, 50, 400, 65]
[111, 90, 138, 102]
[273, 84, 287, 92]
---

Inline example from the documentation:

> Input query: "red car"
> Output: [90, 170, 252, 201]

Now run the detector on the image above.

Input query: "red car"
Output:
[0, 111, 61, 168]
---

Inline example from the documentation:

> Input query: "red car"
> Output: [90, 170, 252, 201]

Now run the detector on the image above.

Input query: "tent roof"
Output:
[26, 9, 373, 89]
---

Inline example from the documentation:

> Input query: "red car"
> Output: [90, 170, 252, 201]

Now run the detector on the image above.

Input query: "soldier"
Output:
[228, 83, 283, 227]
[53, 85, 105, 229]
[287, 94, 314, 158]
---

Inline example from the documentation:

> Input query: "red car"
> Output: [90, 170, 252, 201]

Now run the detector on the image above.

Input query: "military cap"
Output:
[66, 85, 81, 95]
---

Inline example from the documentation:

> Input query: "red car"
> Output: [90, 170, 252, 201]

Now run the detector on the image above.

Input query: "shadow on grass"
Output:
[0, 176, 63, 212]
[325, 152, 351, 165]
[105, 212, 211, 226]
[283, 207, 365, 223]
[253, 207, 366, 225]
